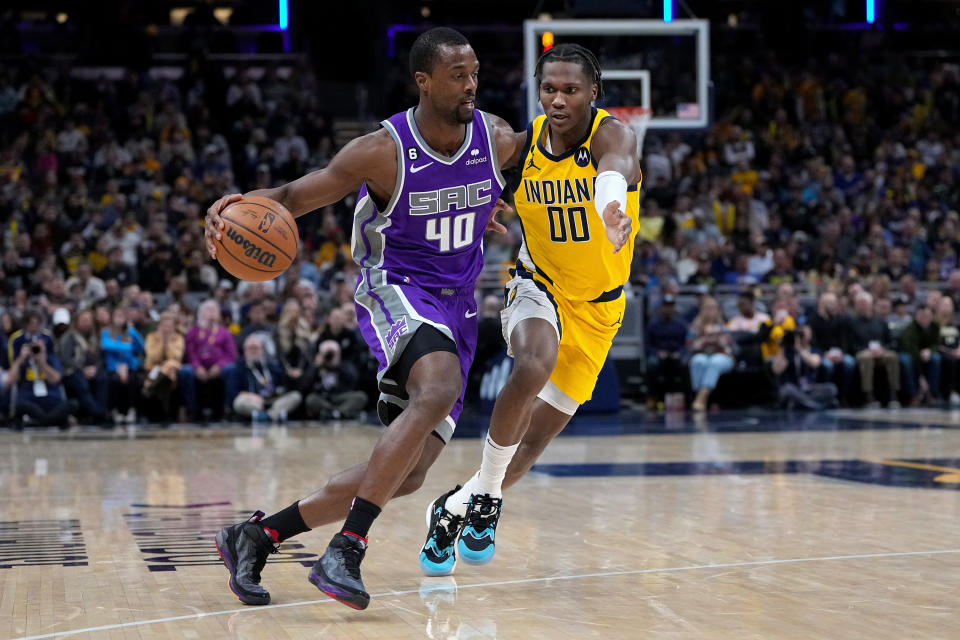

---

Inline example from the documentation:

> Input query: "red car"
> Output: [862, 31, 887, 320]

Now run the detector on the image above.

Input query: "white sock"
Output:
[444, 436, 519, 516]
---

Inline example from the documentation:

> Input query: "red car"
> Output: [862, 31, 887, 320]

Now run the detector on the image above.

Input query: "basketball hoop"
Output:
[605, 106, 652, 158]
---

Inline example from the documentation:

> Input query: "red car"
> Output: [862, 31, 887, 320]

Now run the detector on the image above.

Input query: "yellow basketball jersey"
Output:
[512, 108, 641, 301]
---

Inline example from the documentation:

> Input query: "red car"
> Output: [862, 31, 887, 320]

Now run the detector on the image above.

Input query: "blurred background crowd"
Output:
[3, 0, 960, 426]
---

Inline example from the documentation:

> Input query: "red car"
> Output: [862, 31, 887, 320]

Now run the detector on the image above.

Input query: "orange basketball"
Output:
[216, 196, 299, 282]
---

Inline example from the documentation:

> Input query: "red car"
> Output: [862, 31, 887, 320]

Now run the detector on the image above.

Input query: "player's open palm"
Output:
[602, 200, 631, 253]
[205, 193, 243, 259]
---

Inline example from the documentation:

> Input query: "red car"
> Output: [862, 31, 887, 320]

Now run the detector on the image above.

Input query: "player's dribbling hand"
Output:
[205, 193, 243, 259]
[485, 198, 512, 234]
[602, 200, 631, 253]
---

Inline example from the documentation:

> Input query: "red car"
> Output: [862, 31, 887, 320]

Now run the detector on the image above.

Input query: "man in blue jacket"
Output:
[645, 295, 689, 409]
[5, 310, 77, 427]
[227, 334, 302, 422]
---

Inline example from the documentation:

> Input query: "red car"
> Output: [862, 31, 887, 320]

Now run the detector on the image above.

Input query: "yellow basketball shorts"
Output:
[501, 272, 624, 407]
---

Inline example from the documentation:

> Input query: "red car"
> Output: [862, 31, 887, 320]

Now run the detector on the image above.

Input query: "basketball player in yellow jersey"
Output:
[420, 43, 640, 575]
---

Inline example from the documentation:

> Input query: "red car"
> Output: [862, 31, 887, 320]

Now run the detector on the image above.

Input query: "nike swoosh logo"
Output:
[410, 162, 434, 174]
[465, 310, 477, 318]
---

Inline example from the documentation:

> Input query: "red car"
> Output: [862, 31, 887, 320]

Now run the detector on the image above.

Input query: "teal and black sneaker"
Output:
[419, 486, 465, 576]
[457, 494, 502, 565]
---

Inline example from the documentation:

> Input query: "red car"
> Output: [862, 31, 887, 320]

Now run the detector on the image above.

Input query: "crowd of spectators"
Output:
[637, 51, 960, 411]
[4, 40, 960, 426]
[0, 59, 379, 427]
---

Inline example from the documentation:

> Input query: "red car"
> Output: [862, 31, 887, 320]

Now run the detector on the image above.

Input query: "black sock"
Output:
[260, 501, 310, 544]
[341, 496, 382, 542]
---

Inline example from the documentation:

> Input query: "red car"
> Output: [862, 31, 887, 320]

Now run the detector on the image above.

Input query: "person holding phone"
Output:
[5, 310, 78, 426]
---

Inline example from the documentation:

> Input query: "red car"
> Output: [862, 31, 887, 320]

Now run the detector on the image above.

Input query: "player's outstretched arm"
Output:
[205, 130, 396, 259]
[592, 119, 641, 253]
[479, 114, 527, 234]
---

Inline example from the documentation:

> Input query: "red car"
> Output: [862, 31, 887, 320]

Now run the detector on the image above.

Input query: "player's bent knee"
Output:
[510, 355, 555, 394]
[408, 376, 461, 421]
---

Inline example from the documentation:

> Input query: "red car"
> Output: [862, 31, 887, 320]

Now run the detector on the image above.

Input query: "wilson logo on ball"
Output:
[225, 227, 278, 268]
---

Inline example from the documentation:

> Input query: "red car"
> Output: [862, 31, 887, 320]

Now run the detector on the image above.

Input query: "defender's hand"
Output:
[205, 193, 243, 259]
[602, 200, 631, 253]
[485, 198, 512, 234]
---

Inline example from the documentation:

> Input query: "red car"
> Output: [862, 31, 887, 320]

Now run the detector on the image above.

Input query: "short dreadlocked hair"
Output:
[534, 43, 603, 97]
[409, 27, 471, 78]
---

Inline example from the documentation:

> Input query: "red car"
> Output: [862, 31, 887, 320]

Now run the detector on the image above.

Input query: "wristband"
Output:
[594, 170, 628, 225]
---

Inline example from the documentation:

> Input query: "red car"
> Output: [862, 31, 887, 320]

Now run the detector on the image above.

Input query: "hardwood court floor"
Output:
[3, 408, 960, 639]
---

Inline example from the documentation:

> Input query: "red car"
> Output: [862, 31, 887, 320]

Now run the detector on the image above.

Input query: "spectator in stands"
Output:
[56, 308, 108, 424]
[771, 325, 837, 410]
[645, 294, 688, 410]
[273, 123, 309, 167]
[66, 260, 107, 308]
[229, 333, 301, 422]
[935, 297, 960, 406]
[238, 299, 276, 356]
[127, 301, 155, 338]
[98, 247, 137, 289]
[5, 309, 77, 427]
[759, 298, 797, 362]
[304, 339, 367, 420]
[139, 242, 180, 293]
[898, 305, 941, 407]
[727, 290, 770, 333]
[849, 292, 901, 408]
[723, 253, 759, 285]
[184, 299, 236, 420]
[142, 311, 186, 422]
[101, 306, 145, 424]
[946, 269, 960, 310]
[883, 246, 911, 282]
[687, 296, 734, 412]
[762, 248, 797, 284]
[887, 294, 913, 341]
[184, 248, 217, 293]
[274, 298, 313, 395]
[809, 291, 856, 404]
[684, 251, 717, 287]
[316, 305, 360, 363]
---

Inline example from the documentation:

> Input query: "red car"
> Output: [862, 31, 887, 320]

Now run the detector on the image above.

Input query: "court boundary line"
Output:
[12, 547, 960, 640]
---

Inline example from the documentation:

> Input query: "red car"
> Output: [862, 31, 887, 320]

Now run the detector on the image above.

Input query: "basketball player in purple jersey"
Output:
[204, 28, 527, 610]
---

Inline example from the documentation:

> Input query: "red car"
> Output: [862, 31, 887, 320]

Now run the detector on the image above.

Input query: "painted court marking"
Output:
[11, 548, 960, 640]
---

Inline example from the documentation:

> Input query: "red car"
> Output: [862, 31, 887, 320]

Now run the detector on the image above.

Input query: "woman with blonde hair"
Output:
[273, 298, 314, 395]
[687, 296, 734, 411]
[143, 311, 186, 422]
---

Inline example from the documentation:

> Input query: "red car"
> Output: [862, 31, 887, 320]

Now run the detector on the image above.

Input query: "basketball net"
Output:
[605, 106, 652, 159]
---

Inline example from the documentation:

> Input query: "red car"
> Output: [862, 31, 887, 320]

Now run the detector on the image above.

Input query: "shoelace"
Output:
[340, 541, 364, 580]
[432, 511, 464, 550]
[465, 495, 501, 530]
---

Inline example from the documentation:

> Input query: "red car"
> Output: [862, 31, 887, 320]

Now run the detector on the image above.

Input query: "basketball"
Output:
[216, 196, 299, 282]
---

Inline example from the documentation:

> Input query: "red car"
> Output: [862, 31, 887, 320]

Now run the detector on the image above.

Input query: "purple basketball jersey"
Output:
[352, 108, 506, 289]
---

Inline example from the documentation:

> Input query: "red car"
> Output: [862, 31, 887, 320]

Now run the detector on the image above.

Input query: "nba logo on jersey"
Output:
[575, 147, 591, 167]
